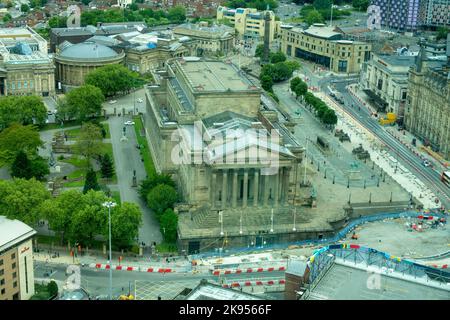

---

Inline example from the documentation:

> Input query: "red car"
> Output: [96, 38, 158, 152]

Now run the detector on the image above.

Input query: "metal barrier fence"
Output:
[191, 210, 447, 260]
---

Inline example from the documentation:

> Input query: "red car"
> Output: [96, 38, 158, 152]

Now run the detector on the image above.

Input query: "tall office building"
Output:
[370, 0, 422, 31]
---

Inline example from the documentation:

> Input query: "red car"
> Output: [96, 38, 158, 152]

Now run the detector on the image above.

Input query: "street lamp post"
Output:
[102, 200, 116, 300]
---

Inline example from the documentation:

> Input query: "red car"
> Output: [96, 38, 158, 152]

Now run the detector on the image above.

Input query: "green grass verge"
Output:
[111, 191, 121, 204]
[31, 284, 54, 300]
[156, 242, 178, 253]
[101, 122, 111, 139]
[133, 116, 156, 177]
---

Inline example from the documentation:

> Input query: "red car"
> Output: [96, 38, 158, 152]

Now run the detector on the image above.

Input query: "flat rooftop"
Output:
[179, 60, 256, 92]
[0, 216, 36, 252]
[307, 264, 449, 300]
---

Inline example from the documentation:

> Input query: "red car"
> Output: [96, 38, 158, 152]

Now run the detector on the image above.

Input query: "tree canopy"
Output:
[0, 123, 43, 166]
[0, 178, 51, 226]
[85, 64, 142, 97]
[160, 208, 178, 243]
[225, 0, 278, 10]
[73, 123, 104, 164]
[146, 184, 178, 218]
[108, 202, 143, 249]
[58, 85, 104, 121]
[0, 95, 47, 129]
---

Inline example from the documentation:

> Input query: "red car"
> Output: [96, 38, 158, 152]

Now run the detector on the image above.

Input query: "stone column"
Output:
[263, 174, 269, 207]
[222, 170, 228, 209]
[274, 169, 280, 207]
[232, 169, 238, 208]
[243, 169, 248, 208]
[211, 171, 217, 209]
[283, 168, 291, 205]
[253, 169, 259, 207]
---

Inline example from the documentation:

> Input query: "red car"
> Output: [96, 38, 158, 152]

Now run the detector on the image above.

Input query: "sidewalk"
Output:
[315, 91, 439, 209]
[348, 84, 448, 171]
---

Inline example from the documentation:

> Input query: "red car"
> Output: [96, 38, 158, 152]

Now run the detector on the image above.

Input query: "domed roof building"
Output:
[54, 41, 125, 91]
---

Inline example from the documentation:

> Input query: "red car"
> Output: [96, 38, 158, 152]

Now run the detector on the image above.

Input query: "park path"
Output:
[108, 114, 162, 246]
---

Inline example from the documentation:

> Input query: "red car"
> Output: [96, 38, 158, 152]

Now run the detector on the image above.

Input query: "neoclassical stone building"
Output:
[404, 42, 450, 160]
[144, 58, 305, 253]
[54, 41, 125, 91]
[0, 27, 55, 97]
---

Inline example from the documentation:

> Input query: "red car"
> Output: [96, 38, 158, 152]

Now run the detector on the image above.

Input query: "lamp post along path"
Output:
[102, 200, 116, 300]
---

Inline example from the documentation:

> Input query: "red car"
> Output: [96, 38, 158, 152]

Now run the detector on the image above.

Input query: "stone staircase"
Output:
[191, 206, 300, 230]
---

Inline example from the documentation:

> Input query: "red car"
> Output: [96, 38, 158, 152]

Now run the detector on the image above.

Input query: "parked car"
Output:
[137, 98, 143, 103]
[423, 160, 431, 167]
[124, 121, 135, 126]
[109, 100, 117, 104]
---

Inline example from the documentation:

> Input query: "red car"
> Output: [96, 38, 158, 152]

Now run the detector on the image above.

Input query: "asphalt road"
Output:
[34, 261, 284, 298]
[321, 79, 450, 208]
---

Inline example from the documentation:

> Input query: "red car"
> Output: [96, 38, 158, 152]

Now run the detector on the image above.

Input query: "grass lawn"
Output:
[31, 284, 54, 300]
[101, 122, 111, 139]
[156, 242, 178, 253]
[64, 122, 111, 140]
[133, 116, 156, 177]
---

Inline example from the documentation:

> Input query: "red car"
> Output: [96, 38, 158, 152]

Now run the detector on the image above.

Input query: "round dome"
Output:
[59, 42, 119, 60]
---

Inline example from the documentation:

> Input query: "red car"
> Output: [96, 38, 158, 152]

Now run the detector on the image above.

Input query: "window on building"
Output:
[11, 263, 16, 269]
[29, 81, 33, 88]
[11, 253, 15, 260]
[24, 81, 27, 89]
[402, 91, 407, 100]
[17, 82, 21, 89]
[0, 279, 4, 286]
[338, 60, 348, 72]
[13, 282, 17, 288]
[0, 288, 5, 295]
[12, 272, 16, 279]
[0, 260, 3, 266]
[0, 270, 3, 276]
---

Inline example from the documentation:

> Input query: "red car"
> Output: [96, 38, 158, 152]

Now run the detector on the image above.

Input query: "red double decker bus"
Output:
[441, 171, 450, 186]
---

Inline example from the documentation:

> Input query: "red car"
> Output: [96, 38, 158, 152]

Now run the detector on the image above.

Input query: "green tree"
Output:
[47, 281, 58, 298]
[160, 208, 178, 243]
[167, 5, 186, 23]
[0, 123, 43, 166]
[3, 13, 12, 23]
[58, 85, 104, 121]
[290, 77, 301, 92]
[100, 153, 114, 179]
[69, 190, 108, 245]
[6, 1, 13, 8]
[73, 123, 104, 164]
[139, 174, 175, 201]
[255, 43, 264, 58]
[85, 64, 141, 97]
[41, 190, 84, 244]
[270, 51, 286, 63]
[322, 108, 338, 126]
[0, 95, 47, 129]
[109, 202, 142, 249]
[437, 27, 449, 40]
[20, 4, 29, 12]
[11, 150, 33, 180]
[352, 0, 369, 11]
[260, 75, 274, 92]
[29, 156, 50, 181]
[0, 178, 50, 226]
[294, 81, 308, 97]
[306, 9, 324, 25]
[146, 184, 178, 219]
[129, 3, 138, 11]
[83, 168, 100, 193]
[48, 16, 67, 28]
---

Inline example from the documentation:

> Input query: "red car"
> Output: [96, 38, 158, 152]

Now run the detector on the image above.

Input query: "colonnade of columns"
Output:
[210, 167, 292, 209]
